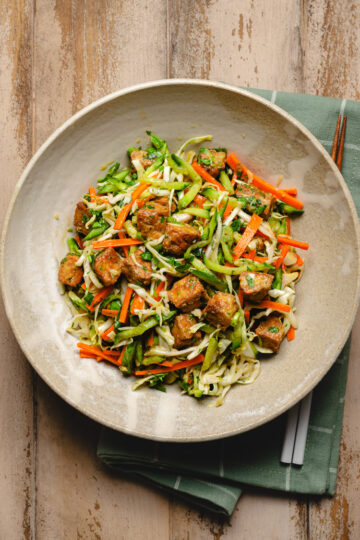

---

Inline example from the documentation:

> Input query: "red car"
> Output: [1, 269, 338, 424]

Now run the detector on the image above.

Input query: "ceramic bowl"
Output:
[1, 80, 359, 441]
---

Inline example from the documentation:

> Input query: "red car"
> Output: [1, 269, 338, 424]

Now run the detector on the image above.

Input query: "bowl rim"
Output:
[1, 78, 360, 442]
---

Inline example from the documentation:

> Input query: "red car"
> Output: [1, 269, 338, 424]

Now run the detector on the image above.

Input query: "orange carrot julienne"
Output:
[134, 354, 205, 376]
[253, 300, 290, 313]
[233, 214, 263, 260]
[153, 281, 165, 301]
[147, 331, 154, 348]
[244, 308, 250, 323]
[242, 253, 268, 263]
[87, 286, 113, 312]
[296, 253, 304, 266]
[277, 234, 309, 251]
[130, 294, 145, 315]
[114, 183, 150, 230]
[92, 238, 144, 249]
[75, 235, 84, 249]
[101, 323, 115, 341]
[101, 308, 119, 317]
[286, 216, 291, 235]
[118, 232, 129, 256]
[192, 161, 228, 192]
[274, 244, 290, 269]
[281, 187, 298, 196]
[238, 287, 244, 307]
[77, 343, 119, 355]
[194, 194, 206, 208]
[231, 173, 236, 187]
[287, 327, 295, 341]
[81, 282, 86, 290]
[223, 202, 233, 219]
[89, 187, 109, 204]
[119, 287, 133, 323]
[77, 344, 122, 364]
[226, 153, 303, 210]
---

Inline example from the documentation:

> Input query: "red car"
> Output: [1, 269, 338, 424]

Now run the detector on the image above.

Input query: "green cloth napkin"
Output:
[98, 90, 360, 517]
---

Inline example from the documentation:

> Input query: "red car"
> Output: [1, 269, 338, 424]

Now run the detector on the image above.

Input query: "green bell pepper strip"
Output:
[273, 268, 283, 290]
[220, 240, 234, 264]
[83, 224, 109, 241]
[219, 171, 234, 194]
[202, 337, 218, 371]
[173, 207, 209, 219]
[67, 238, 82, 256]
[120, 341, 136, 374]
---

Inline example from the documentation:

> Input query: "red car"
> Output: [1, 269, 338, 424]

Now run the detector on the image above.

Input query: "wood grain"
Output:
[1, 0, 360, 538]
[0, 1, 35, 539]
[33, 1, 169, 538]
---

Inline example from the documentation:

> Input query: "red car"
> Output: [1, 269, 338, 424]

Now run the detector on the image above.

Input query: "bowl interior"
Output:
[2, 81, 359, 441]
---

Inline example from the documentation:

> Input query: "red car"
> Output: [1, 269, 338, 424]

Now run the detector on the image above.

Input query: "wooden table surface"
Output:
[1, 1, 360, 538]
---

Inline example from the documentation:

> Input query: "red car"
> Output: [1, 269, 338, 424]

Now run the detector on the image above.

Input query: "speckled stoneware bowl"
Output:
[1, 80, 360, 442]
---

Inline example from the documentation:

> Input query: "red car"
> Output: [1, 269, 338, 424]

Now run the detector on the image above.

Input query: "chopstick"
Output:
[281, 113, 347, 466]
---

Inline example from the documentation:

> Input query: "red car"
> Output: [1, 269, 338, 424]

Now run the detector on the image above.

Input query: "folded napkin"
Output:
[98, 90, 360, 517]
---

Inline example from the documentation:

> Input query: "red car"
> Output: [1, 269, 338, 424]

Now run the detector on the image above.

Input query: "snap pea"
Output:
[142, 355, 169, 366]
[278, 219, 287, 234]
[233, 259, 276, 273]
[202, 337, 218, 371]
[83, 224, 108, 241]
[108, 299, 122, 311]
[201, 324, 217, 334]
[68, 291, 88, 311]
[190, 268, 228, 292]
[168, 154, 202, 209]
[220, 240, 234, 264]
[146, 131, 168, 154]
[67, 238, 82, 256]
[222, 225, 234, 245]
[201, 209, 218, 241]
[278, 202, 304, 215]
[219, 171, 234, 194]
[273, 268, 283, 290]
[173, 207, 209, 219]
[114, 311, 176, 344]
[184, 239, 209, 260]
[204, 257, 243, 275]
[135, 340, 143, 366]
[120, 341, 136, 374]
[139, 179, 189, 190]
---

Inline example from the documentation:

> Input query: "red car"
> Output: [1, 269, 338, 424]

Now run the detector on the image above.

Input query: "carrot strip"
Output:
[281, 187, 298, 196]
[77, 344, 122, 364]
[223, 203, 233, 219]
[277, 234, 309, 251]
[226, 153, 303, 209]
[242, 253, 268, 262]
[274, 245, 290, 269]
[147, 331, 154, 348]
[287, 327, 295, 341]
[87, 286, 113, 312]
[77, 343, 120, 356]
[194, 194, 206, 208]
[81, 282, 86, 290]
[89, 187, 109, 204]
[247, 249, 256, 260]
[244, 308, 250, 323]
[153, 281, 165, 301]
[231, 173, 236, 187]
[192, 161, 228, 192]
[238, 288, 244, 307]
[101, 309, 120, 317]
[119, 287, 133, 323]
[118, 232, 129, 256]
[101, 323, 115, 341]
[134, 354, 205, 376]
[75, 235, 84, 249]
[130, 294, 145, 315]
[286, 216, 291, 235]
[114, 183, 150, 230]
[296, 253, 304, 266]
[253, 300, 290, 313]
[92, 238, 144, 249]
[233, 214, 263, 260]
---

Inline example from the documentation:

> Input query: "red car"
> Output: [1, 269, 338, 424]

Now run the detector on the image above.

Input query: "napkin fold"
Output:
[98, 90, 360, 517]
